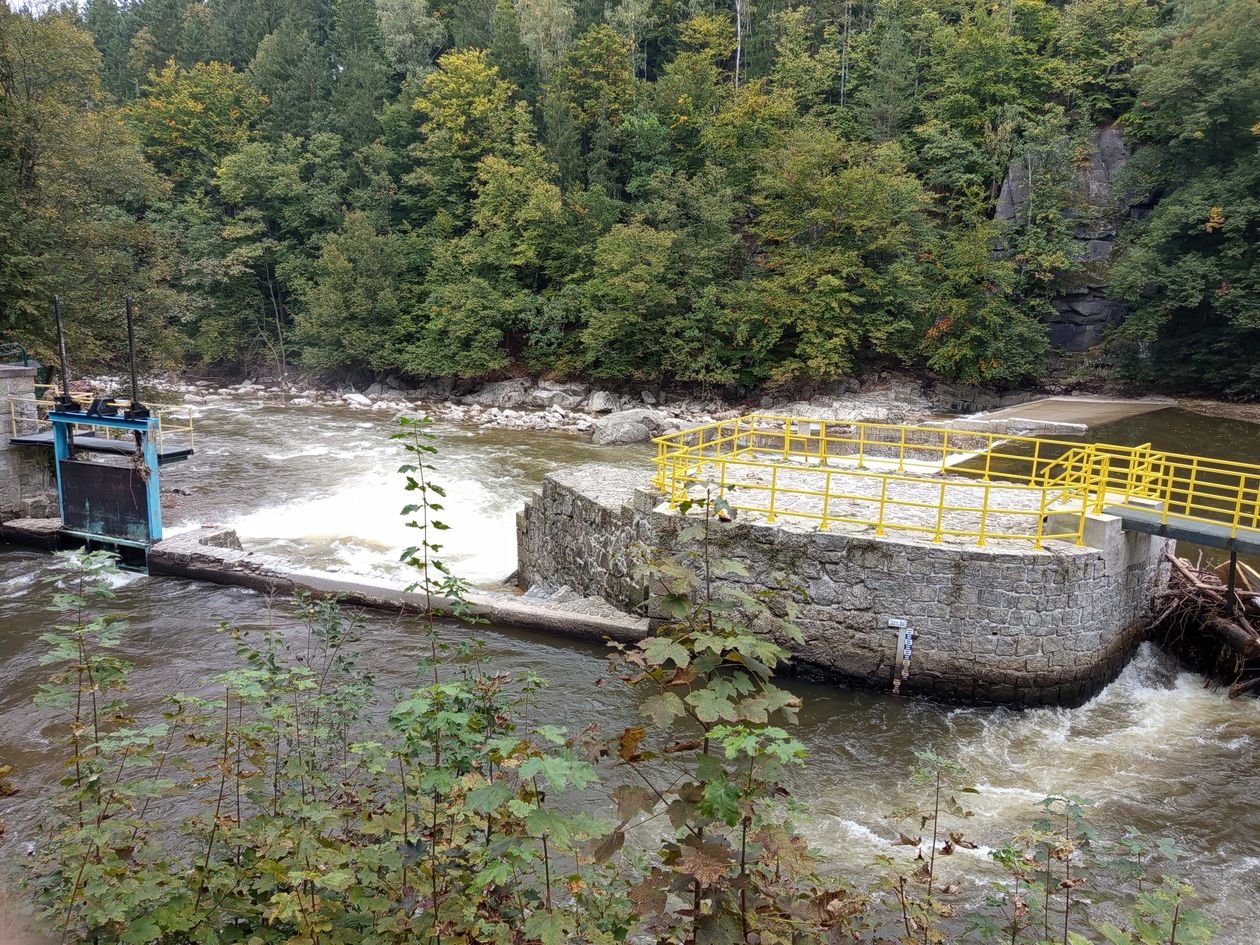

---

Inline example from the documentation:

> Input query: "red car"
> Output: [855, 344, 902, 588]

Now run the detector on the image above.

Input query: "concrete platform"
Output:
[0, 519, 648, 644]
[9, 430, 194, 465]
[972, 397, 1172, 427]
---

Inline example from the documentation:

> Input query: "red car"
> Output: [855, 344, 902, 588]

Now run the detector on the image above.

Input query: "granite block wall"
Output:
[517, 463, 1170, 706]
[0, 365, 54, 520]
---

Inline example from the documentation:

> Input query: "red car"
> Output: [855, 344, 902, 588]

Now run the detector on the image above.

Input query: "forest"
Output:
[0, 0, 1256, 394]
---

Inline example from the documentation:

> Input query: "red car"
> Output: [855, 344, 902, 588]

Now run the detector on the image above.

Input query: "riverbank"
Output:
[85, 370, 1207, 446]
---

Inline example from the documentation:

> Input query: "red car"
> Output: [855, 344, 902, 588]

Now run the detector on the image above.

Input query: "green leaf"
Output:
[119, 915, 162, 944]
[640, 691, 686, 727]
[466, 780, 514, 813]
[640, 636, 690, 668]
[523, 911, 570, 945]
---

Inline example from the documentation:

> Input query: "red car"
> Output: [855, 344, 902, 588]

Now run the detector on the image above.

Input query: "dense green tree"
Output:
[768, 7, 841, 116]
[376, 0, 446, 80]
[327, 0, 390, 146]
[1109, 0, 1260, 395]
[297, 210, 406, 370]
[126, 59, 266, 191]
[1052, 0, 1158, 122]
[923, 216, 1048, 384]
[404, 49, 530, 218]
[248, 20, 328, 136]
[853, 15, 915, 142]
[0, 6, 175, 365]
[83, 0, 132, 98]
[738, 130, 934, 382]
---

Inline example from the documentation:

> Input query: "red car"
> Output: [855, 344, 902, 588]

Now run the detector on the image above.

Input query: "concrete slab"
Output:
[969, 397, 1172, 428]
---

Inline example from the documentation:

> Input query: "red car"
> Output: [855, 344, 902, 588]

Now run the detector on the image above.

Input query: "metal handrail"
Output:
[5, 385, 195, 452]
[652, 416, 1260, 548]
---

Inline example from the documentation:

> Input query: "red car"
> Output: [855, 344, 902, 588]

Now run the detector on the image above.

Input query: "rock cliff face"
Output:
[995, 126, 1134, 353]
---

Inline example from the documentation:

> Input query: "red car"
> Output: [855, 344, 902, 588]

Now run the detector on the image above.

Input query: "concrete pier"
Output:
[144, 526, 649, 642]
[0, 365, 54, 520]
[517, 464, 1172, 706]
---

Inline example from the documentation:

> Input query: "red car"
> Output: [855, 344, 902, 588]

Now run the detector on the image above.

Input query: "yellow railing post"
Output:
[1075, 463, 1089, 545]
[820, 421, 828, 466]
[1231, 471, 1244, 538]
[767, 466, 779, 523]
[1095, 452, 1109, 513]
[783, 418, 791, 459]
[1034, 486, 1047, 550]
[932, 481, 946, 542]
[857, 423, 866, 469]
[977, 483, 989, 547]
[821, 470, 832, 530]
[897, 427, 907, 473]
[875, 477, 888, 536]
[940, 431, 950, 474]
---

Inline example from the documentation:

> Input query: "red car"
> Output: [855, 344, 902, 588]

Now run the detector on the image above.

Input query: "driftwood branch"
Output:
[1148, 550, 1260, 686]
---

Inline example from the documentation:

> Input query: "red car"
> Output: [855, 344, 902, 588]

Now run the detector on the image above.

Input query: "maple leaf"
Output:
[675, 838, 733, 887]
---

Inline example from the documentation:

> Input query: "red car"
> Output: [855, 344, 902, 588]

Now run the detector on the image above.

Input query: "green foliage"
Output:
[299, 210, 406, 371]
[0, 7, 175, 368]
[1109, 0, 1260, 395]
[22, 486, 1223, 944]
[3, 0, 1254, 392]
[126, 59, 266, 191]
[606, 492, 841, 943]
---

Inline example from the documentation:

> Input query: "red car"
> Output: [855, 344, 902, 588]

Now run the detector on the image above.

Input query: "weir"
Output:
[518, 415, 1260, 705]
[1, 302, 196, 566]
[5, 354, 1260, 707]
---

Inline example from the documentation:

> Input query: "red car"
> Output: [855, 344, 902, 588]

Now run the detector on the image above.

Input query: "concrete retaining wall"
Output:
[517, 464, 1172, 706]
[0, 366, 53, 520]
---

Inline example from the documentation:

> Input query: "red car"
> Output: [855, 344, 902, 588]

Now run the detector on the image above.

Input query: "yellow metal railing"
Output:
[5, 384, 195, 453]
[652, 415, 1260, 549]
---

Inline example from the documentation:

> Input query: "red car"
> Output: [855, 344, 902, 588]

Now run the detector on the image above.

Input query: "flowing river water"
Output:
[1, 395, 1258, 940]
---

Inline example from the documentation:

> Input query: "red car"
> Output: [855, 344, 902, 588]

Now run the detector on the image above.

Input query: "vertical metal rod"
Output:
[1227, 550, 1239, 617]
[125, 297, 144, 455]
[53, 295, 70, 396]
[125, 296, 140, 406]
[53, 295, 75, 456]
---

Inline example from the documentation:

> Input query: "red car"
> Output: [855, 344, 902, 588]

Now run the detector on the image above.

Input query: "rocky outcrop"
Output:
[592, 408, 669, 445]
[996, 125, 1135, 353]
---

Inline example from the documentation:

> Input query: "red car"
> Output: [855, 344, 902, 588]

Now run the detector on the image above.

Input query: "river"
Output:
[1, 395, 1258, 940]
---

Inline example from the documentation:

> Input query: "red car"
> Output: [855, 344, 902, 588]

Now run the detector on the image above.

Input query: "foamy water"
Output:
[2, 396, 1257, 939]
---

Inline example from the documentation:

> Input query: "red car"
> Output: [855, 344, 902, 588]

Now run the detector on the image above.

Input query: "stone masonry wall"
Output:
[0, 365, 53, 521]
[517, 463, 1171, 707]
[516, 464, 650, 608]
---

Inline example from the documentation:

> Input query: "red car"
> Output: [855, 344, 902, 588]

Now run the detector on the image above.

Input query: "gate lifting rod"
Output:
[123, 297, 150, 451]
[52, 295, 75, 454]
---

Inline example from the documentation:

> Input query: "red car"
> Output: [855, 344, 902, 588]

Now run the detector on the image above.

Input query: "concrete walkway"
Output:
[971, 396, 1171, 427]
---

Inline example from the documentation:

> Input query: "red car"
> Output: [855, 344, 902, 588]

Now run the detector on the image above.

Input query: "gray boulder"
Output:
[591, 408, 667, 445]
[586, 390, 619, 413]
[461, 379, 532, 408]
[532, 381, 589, 410]
[592, 419, 652, 445]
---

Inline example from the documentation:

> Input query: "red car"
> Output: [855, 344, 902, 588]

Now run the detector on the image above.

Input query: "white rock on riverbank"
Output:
[108, 372, 936, 442]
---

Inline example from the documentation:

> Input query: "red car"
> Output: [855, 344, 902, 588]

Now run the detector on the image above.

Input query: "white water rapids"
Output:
[1, 392, 1257, 939]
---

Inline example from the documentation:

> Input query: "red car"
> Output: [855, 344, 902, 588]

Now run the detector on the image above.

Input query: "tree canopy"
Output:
[0, 0, 1255, 395]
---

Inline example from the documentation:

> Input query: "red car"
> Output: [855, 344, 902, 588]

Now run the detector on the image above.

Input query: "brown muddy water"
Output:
[1, 397, 1258, 940]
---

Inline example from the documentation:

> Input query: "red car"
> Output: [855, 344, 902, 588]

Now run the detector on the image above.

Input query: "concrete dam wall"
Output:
[517, 464, 1171, 706]
[0, 365, 53, 520]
